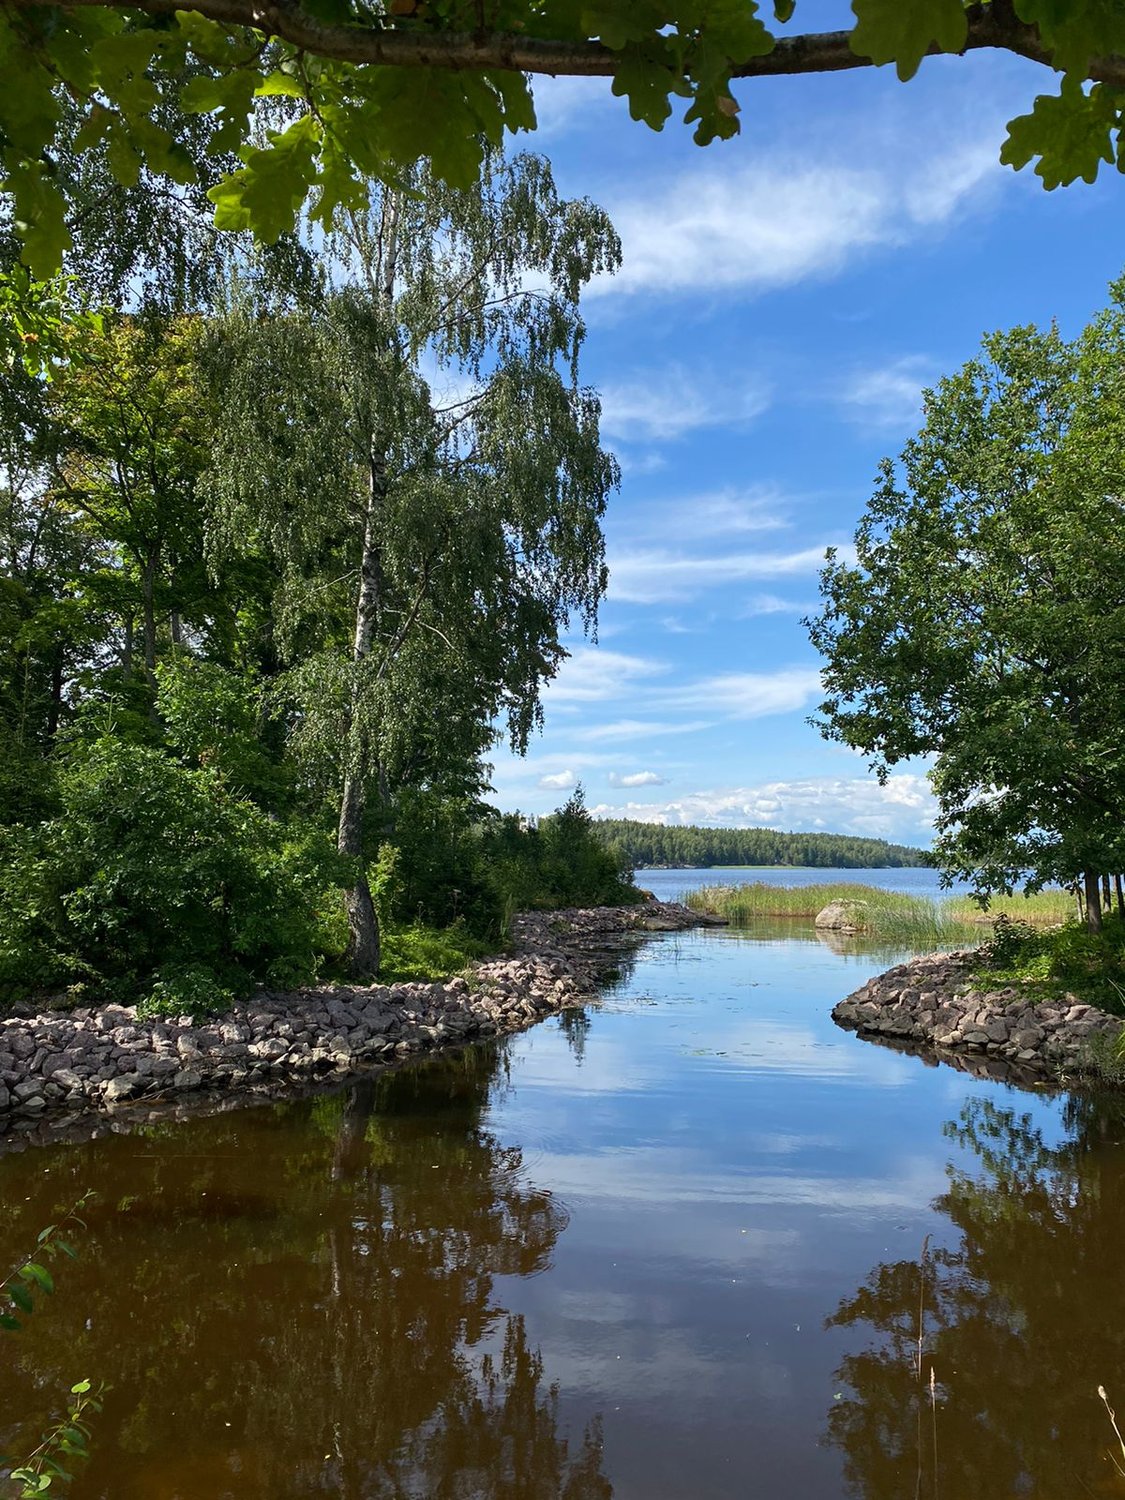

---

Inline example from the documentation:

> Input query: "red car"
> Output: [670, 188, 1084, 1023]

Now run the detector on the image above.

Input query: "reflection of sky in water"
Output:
[482, 926, 1070, 1500]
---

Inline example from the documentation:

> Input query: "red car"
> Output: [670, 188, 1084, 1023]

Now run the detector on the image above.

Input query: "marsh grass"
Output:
[685, 882, 1070, 945]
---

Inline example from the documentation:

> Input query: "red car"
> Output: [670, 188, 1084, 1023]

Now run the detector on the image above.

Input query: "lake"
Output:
[1, 887, 1120, 1499]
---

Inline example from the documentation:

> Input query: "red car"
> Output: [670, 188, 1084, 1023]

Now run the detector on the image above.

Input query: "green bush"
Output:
[975, 914, 1125, 1013]
[0, 737, 348, 1010]
[376, 786, 639, 941]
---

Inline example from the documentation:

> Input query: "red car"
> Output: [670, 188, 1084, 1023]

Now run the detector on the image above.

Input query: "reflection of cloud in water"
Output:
[537, 1145, 945, 1218]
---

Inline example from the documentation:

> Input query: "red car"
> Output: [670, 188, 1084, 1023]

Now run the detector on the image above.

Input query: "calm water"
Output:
[636, 864, 959, 902]
[2, 923, 1123, 1499]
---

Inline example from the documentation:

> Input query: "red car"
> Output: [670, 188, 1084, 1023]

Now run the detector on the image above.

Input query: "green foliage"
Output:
[378, 922, 494, 984]
[378, 789, 639, 940]
[4, 1, 1125, 273]
[591, 818, 929, 869]
[1, 1195, 102, 1498]
[974, 914, 1125, 1013]
[809, 276, 1125, 904]
[0, 738, 347, 1009]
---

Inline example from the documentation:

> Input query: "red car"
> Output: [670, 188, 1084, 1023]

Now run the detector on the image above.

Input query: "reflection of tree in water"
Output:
[0, 1042, 611, 1500]
[558, 1007, 593, 1064]
[825, 1091, 1125, 1500]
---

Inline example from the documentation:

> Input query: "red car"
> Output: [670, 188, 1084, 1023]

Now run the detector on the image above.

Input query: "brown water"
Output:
[3, 925, 1125, 1499]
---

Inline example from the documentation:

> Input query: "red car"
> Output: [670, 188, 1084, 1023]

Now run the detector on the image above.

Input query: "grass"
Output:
[685, 882, 1072, 945]
[377, 922, 498, 984]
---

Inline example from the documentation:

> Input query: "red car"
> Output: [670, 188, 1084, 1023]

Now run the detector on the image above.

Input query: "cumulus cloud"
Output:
[589, 774, 937, 841]
[608, 771, 669, 788]
[538, 769, 578, 791]
[599, 366, 771, 441]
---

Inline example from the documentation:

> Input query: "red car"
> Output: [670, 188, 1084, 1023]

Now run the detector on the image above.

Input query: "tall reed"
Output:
[685, 882, 1071, 943]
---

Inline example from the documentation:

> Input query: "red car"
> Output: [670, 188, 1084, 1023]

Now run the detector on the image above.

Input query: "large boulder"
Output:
[815, 899, 869, 932]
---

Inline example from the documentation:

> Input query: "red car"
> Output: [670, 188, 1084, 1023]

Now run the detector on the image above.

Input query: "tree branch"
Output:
[11, 0, 1124, 85]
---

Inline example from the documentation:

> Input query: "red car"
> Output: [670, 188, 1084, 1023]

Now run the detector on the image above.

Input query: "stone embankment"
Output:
[833, 948, 1124, 1081]
[0, 900, 715, 1139]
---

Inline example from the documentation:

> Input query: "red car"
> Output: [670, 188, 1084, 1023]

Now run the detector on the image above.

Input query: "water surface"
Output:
[2, 924, 1123, 1499]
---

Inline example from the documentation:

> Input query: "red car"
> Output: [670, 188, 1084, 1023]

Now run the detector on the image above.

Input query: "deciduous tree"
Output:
[808, 282, 1125, 920]
[4, 2, 1125, 276]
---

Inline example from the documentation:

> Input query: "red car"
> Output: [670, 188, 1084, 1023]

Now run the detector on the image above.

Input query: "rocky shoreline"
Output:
[0, 900, 718, 1146]
[833, 948, 1125, 1082]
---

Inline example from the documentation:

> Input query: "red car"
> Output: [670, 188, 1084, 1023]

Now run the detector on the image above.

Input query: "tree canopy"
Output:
[808, 277, 1125, 912]
[4, 0, 1125, 276]
[592, 819, 929, 869]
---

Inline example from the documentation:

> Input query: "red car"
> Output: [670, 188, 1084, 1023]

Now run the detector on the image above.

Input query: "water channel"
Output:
[2, 870, 1122, 1498]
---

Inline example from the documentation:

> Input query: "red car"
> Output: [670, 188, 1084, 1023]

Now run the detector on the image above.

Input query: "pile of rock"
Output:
[0, 899, 710, 1135]
[833, 949, 1124, 1079]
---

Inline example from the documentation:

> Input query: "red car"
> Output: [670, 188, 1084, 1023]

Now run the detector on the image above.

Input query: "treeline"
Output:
[0, 151, 636, 1016]
[592, 820, 930, 870]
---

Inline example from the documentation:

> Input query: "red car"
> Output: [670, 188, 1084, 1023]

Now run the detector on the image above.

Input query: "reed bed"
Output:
[685, 881, 1071, 944]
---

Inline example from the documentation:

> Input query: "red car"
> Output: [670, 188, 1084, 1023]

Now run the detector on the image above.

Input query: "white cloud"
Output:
[608, 543, 841, 604]
[608, 770, 669, 788]
[664, 667, 822, 720]
[538, 769, 577, 791]
[839, 355, 935, 432]
[543, 646, 668, 702]
[600, 366, 771, 441]
[742, 592, 813, 617]
[574, 718, 715, 743]
[588, 773, 938, 841]
[586, 102, 1004, 304]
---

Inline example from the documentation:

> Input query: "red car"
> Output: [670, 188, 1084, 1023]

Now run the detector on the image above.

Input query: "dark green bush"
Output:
[0, 737, 347, 1012]
[380, 786, 639, 939]
[975, 913, 1125, 1013]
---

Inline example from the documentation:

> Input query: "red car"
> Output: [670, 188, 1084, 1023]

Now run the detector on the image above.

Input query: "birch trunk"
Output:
[337, 189, 400, 977]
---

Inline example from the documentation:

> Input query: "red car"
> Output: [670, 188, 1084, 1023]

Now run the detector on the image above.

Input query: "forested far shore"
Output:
[590, 820, 930, 870]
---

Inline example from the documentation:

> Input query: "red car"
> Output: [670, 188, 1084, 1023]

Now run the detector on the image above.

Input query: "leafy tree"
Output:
[808, 281, 1125, 925]
[204, 152, 619, 975]
[42, 315, 218, 685]
[4, 2, 1125, 276]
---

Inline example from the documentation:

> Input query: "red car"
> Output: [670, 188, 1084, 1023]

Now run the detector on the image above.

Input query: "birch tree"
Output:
[205, 152, 619, 975]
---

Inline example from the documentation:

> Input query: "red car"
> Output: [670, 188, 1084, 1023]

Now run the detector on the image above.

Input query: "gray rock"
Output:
[104, 1074, 142, 1103]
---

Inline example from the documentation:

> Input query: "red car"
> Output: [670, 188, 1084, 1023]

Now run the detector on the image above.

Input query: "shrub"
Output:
[0, 737, 347, 1009]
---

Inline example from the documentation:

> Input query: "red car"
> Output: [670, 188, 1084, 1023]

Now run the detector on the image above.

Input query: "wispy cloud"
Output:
[608, 770, 669, 788]
[600, 366, 771, 441]
[608, 543, 843, 604]
[838, 355, 935, 432]
[544, 646, 668, 702]
[741, 592, 814, 618]
[664, 668, 822, 720]
[589, 773, 937, 840]
[587, 110, 1003, 303]
[574, 718, 715, 743]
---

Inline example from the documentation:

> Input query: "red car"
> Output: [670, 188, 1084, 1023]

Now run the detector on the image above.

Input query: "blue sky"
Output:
[486, 4, 1125, 846]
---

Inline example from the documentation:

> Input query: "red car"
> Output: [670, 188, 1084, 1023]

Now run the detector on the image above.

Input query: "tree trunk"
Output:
[1084, 870, 1103, 933]
[141, 551, 158, 677]
[1103, 873, 1112, 912]
[338, 762, 380, 977]
[335, 188, 400, 979]
[1116, 873, 1124, 921]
